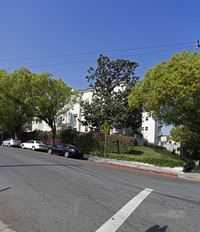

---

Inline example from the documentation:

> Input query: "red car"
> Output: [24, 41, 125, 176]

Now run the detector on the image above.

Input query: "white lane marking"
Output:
[96, 188, 153, 232]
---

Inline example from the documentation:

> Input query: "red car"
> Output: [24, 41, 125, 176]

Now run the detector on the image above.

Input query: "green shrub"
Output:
[57, 130, 137, 154]
[77, 132, 99, 153]
[58, 129, 78, 145]
[89, 151, 193, 168]
[106, 134, 137, 154]
[19, 130, 44, 142]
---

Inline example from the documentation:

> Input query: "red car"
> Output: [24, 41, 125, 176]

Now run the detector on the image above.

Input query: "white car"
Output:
[20, 140, 48, 151]
[2, 138, 21, 147]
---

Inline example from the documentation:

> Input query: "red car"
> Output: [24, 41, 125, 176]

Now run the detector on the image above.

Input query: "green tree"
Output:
[169, 126, 200, 162]
[25, 72, 78, 145]
[0, 68, 32, 137]
[0, 68, 78, 145]
[128, 50, 200, 160]
[81, 54, 142, 132]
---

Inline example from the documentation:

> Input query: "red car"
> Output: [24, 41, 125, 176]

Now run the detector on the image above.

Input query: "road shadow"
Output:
[145, 225, 168, 232]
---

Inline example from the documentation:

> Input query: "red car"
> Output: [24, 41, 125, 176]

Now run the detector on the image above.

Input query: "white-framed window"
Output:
[67, 113, 73, 123]
[145, 127, 148, 131]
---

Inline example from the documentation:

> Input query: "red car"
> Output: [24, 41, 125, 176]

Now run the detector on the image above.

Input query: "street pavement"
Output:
[85, 155, 200, 181]
[0, 147, 200, 232]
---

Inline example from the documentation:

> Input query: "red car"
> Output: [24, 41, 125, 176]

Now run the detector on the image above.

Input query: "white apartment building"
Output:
[139, 112, 162, 145]
[32, 87, 162, 145]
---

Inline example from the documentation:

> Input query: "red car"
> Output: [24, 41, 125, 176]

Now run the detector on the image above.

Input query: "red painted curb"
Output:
[101, 162, 179, 177]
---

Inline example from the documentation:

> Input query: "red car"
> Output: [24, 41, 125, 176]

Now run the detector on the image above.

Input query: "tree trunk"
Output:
[51, 128, 56, 146]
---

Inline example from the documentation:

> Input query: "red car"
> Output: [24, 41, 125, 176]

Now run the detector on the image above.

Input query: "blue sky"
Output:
[1, 0, 199, 134]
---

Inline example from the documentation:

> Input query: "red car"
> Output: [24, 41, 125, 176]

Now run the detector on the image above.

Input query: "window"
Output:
[146, 117, 149, 121]
[68, 113, 73, 123]
[141, 127, 144, 131]
[85, 127, 88, 132]
[145, 127, 148, 131]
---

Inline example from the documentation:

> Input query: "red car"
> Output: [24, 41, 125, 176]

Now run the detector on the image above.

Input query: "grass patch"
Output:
[90, 146, 193, 168]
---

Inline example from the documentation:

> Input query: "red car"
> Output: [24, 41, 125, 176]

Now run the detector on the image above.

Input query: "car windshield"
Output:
[69, 145, 76, 149]
[36, 141, 43, 144]
[58, 144, 68, 147]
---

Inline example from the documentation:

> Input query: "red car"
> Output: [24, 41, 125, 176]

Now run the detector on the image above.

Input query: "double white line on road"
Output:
[96, 188, 153, 232]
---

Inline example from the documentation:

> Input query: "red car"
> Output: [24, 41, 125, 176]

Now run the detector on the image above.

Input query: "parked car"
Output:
[2, 138, 21, 147]
[20, 140, 48, 151]
[48, 144, 83, 158]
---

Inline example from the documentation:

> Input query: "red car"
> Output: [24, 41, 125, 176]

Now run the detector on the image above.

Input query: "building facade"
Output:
[160, 135, 180, 154]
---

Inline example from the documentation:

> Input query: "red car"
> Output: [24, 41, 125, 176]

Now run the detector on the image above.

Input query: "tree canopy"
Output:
[128, 50, 200, 159]
[0, 68, 78, 144]
[129, 50, 200, 132]
[0, 68, 33, 137]
[81, 54, 142, 132]
[25, 72, 78, 144]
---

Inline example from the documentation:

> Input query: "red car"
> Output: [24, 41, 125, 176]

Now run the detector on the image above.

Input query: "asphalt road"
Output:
[0, 147, 199, 232]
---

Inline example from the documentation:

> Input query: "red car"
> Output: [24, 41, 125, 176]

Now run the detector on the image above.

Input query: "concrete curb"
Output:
[86, 155, 200, 180]
[100, 162, 179, 177]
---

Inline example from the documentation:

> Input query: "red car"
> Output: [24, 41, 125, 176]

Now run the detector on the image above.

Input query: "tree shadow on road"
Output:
[145, 225, 168, 232]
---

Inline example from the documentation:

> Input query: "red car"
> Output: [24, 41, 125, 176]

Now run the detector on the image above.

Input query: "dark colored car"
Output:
[48, 144, 83, 158]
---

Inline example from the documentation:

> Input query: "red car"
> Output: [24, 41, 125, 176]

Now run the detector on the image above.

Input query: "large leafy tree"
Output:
[25, 72, 78, 145]
[0, 68, 78, 145]
[128, 50, 200, 159]
[81, 54, 142, 132]
[0, 68, 32, 137]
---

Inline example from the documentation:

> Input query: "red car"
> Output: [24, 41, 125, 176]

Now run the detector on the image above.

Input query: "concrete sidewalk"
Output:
[86, 155, 200, 181]
[0, 221, 15, 232]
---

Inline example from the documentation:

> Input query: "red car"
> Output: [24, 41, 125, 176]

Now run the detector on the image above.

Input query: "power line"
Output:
[0, 41, 193, 62]
[3, 45, 194, 70]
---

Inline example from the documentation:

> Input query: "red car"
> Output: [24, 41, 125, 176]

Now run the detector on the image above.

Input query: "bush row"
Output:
[89, 151, 193, 168]
[58, 130, 137, 154]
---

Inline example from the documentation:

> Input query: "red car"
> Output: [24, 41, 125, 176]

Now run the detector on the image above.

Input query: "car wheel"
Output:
[8, 143, 11, 147]
[64, 151, 70, 158]
[32, 146, 35, 151]
[48, 149, 52, 155]
[2, 143, 4, 147]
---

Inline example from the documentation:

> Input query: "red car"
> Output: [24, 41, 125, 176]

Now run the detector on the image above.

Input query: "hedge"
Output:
[89, 151, 193, 168]
[58, 130, 137, 154]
